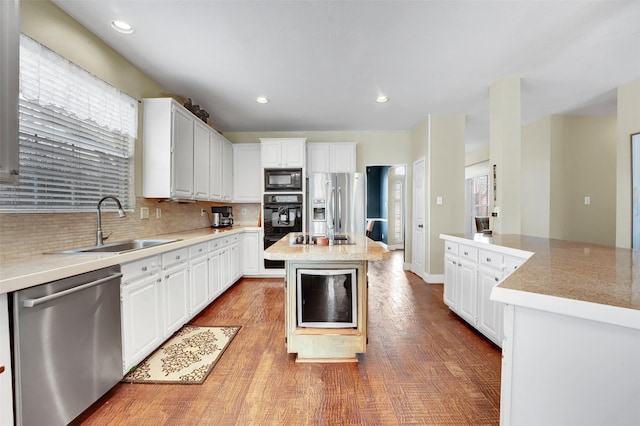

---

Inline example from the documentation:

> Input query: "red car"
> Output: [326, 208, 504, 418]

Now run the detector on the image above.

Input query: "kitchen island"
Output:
[441, 234, 640, 426]
[264, 233, 389, 362]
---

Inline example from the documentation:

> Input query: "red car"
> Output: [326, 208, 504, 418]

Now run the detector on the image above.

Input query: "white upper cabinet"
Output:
[0, 0, 19, 184]
[143, 98, 194, 199]
[221, 138, 233, 201]
[143, 98, 232, 201]
[307, 142, 356, 174]
[260, 138, 306, 168]
[209, 132, 223, 201]
[233, 143, 261, 202]
[193, 120, 210, 200]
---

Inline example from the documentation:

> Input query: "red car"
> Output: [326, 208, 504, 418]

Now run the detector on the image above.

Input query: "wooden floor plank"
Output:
[74, 251, 501, 425]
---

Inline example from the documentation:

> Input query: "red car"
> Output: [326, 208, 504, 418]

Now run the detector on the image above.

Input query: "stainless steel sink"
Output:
[48, 239, 181, 254]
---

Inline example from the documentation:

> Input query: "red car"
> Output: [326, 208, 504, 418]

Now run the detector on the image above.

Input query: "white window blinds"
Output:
[0, 35, 137, 212]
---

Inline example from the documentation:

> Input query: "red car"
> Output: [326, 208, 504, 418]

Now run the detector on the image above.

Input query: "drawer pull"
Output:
[176, 255, 181, 260]
[464, 251, 468, 256]
[494, 277, 499, 282]
[141, 266, 147, 272]
[486, 258, 491, 262]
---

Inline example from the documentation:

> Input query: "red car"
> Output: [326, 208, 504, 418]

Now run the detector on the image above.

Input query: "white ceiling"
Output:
[52, 0, 640, 153]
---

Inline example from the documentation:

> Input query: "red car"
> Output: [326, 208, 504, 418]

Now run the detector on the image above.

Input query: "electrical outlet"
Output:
[201, 208, 206, 216]
[584, 196, 591, 205]
[241, 208, 247, 216]
[140, 207, 149, 219]
[156, 208, 161, 219]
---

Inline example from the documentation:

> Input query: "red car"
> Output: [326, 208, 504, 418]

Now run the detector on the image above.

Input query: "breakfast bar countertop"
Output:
[440, 233, 640, 330]
[264, 233, 390, 262]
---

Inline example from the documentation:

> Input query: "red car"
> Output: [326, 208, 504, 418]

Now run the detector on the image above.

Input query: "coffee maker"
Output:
[211, 206, 233, 228]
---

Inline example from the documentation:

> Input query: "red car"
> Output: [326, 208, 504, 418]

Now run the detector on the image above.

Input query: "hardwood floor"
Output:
[75, 251, 501, 425]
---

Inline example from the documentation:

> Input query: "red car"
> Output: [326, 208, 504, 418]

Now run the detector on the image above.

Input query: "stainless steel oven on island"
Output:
[264, 233, 389, 362]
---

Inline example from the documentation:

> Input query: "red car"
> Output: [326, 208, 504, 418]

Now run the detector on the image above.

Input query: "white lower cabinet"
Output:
[120, 256, 162, 375]
[477, 265, 503, 344]
[208, 238, 222, 300]
[220, 238, 232, 291]
[241, 230, 260, 276]
[456, 257, 478, 325]
[231, 235, 241, 282]
[119, 229, 260, 374]
[162, 248, 190, 337]
[441, 237, 528, 347]
[443, 254, 457, 308]
[189, 242, 209, 316]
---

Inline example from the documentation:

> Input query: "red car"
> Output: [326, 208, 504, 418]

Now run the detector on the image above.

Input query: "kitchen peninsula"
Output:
[440, 233, 640, 426]
[264, 233, 389, 362]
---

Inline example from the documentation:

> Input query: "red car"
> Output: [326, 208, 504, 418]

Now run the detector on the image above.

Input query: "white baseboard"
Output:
[424, 274, 444, 284]
[403, 263, 443, 284]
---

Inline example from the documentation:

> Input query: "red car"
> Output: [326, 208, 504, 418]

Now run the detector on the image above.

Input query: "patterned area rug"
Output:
[122, 325, 241, 384]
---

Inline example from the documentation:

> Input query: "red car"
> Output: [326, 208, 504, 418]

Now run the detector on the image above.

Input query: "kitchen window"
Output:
[470, 174, 489, 231]
[0, 35, 137, 212]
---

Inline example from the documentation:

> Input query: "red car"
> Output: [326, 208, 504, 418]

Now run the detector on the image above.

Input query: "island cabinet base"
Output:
[285, 260, 368, 362]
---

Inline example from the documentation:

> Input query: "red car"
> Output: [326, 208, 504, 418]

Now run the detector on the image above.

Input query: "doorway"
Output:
[365, 165, 406, 251]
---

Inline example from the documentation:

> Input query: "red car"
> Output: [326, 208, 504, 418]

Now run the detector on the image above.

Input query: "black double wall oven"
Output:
[263, 193, 303, 269]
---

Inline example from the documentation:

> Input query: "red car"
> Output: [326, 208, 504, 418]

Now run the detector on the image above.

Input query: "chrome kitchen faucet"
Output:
[96, 196, 126, 245]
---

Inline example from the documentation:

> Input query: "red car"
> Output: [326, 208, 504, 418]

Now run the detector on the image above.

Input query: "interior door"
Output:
[412, 158, 425, 278]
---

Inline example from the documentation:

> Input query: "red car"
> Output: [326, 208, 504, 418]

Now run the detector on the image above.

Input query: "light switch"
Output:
[584, 196, 591, 205]
[436, 196, 443, 205]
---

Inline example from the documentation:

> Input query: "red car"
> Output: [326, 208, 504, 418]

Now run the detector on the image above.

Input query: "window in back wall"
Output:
[0, 34, 137, 212]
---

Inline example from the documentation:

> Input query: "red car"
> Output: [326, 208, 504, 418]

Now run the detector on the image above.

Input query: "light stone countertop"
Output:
[0, 226, 260, 294]
[440, 233, 640, 330]
[264, 233, 390, 262]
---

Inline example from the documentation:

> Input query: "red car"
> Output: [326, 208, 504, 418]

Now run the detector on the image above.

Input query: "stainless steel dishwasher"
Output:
[12, 266, 123, 426]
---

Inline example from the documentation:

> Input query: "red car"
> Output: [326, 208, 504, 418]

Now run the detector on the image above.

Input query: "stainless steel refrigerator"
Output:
[307, 173, 365, 237]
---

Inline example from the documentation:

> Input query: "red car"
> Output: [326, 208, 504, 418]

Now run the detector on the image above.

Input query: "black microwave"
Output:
[264, 168, 303, 191]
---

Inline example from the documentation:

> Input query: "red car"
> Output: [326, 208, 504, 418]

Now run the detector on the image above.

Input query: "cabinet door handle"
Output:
[494, 277, 499, 282]
[464, 251, 468, 256]
[141, 266, 147, 272]
[486, 258, 491, 262]
[176, 255, 181, 260]
[0, 365, 5, 374]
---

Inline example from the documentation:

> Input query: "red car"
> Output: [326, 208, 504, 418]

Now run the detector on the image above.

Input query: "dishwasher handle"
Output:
[22, 272, 123, 308]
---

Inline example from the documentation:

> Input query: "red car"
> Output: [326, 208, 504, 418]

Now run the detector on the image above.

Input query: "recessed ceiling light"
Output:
[376, 96, 389, 103]
[110, 20, 134, 34]
[256, 97, 269, 104]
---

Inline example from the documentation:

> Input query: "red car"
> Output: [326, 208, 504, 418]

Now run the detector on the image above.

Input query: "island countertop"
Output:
[264, 233, 390, 261]
[440, 233, 640, 330]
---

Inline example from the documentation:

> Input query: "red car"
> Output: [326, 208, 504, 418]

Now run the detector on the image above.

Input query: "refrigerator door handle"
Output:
[329, 184, 336, 227]
[337, 186, 342, 230]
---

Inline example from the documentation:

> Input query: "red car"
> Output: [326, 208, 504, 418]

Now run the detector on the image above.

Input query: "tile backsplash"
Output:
[1, 198, 261, 261]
